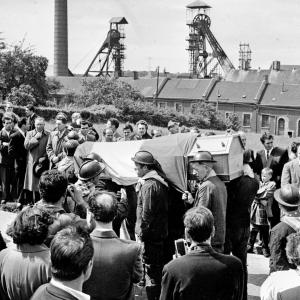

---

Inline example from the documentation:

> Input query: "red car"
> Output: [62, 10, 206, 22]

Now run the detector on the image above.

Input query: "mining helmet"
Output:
[83, 152, 102, 163]
[131, 150, 156, 165]
[78, 160, 105, 181]
[189, 151, 216, 164]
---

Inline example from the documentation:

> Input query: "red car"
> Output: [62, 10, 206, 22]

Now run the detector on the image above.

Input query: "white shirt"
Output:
[260, 269, 300, 300]
[50, 278, 90, 300]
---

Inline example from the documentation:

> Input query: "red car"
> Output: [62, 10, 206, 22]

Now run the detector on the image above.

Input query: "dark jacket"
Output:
[83, 230, 142, 300]
[31, 283, 79, 300]
[255, 147, 289, 186]
[0, 128, 16, 166]
[194, 175, 227, 249]
[26, 113, 37, 132]
[136, 132, 152, 140]
[160, 244, 244, 300]
[226, 175, 259, 228]
[135, 177, 169, 241]
[269, 221, 298, 273]
[8, 130, 27, 167]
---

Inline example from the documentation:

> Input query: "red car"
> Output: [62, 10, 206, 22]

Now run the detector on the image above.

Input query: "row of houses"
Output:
[52, 62, 300, 137]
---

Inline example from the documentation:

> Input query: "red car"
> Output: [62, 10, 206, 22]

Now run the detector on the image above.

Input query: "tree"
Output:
[6, 84, 36, 106]
[0, 43, 49, 105]
[225, 113, 241, 132]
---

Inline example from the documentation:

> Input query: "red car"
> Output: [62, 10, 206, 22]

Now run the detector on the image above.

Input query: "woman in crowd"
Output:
[0, 206, 52, 300]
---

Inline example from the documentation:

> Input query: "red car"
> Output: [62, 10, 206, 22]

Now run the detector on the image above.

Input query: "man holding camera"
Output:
[160, 206, 243, 300]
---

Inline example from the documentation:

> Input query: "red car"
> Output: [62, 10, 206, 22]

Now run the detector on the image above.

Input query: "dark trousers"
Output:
[224, 226, 248, 300]
[249, 224, 269, 251]
[15, 161, 26, 202]
[0, 165, 15, 201]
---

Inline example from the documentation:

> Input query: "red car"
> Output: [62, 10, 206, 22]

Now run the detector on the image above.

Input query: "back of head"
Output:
[50, 226, 94, 281]
[286, 232, 300, 267]
[184, 206, 214, 243]
[39, 170, 68, 204]
[88, 191, 118, 223]
[7, 206, 52, 245]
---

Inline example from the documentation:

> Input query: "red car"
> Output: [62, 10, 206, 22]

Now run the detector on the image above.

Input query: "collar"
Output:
[188, 242, 212, 254]
[50, 279, 90, 300]
[10, 243, 49, 253]
[91, 229, 118, 239]
[17, 127, 26, 138]
[55, 128, 67, 137]
[265, 148, 273, 155]
[138, 170, 168, 187]
[2, 128, 12, 136]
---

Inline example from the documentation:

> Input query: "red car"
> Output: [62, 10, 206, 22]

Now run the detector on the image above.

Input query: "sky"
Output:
[1, 0, 300, 75]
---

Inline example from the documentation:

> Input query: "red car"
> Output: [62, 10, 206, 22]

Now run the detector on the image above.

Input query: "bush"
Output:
[6, 84, 36, 106]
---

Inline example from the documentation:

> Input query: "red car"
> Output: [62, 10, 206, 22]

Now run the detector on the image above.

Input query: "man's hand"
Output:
[35, 132, 42, 140]
[182, 191, 194, 205]
[68, 184, 84, 205]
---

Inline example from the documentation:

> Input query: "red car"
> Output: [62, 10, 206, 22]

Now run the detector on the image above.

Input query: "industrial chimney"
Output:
[54, 0, 68, 76]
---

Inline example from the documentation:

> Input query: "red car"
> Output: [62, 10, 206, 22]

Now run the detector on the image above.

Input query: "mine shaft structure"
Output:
[186, 0, 235, 78]
[84, 17, 128, 77]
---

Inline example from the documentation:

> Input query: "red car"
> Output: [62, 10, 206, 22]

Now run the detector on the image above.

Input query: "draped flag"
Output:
[74, 133, 197, 192]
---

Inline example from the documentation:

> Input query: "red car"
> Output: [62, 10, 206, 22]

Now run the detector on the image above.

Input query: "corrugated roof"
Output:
[157, 78, 211, 100]
[207, 81, 261, 104]
[268, 69, 300, 85]
[261, 83, 300, 107]
[186, 0, 211, 9]
[118, 77, 165, 98]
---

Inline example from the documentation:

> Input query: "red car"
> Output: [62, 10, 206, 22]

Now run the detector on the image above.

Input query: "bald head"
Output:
[88, 191, 118, 223]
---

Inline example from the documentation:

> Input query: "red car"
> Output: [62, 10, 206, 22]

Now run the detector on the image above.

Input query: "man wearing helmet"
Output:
[132, 150, 168, 299]
[183, 151, 227, 253]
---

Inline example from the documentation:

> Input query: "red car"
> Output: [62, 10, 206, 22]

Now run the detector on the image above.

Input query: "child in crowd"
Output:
[248, 167, 276, 257]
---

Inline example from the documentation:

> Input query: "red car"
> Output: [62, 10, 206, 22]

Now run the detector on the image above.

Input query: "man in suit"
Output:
[255, 132, 289, 227]
[8, 117, 28, 204]
[83, 190, 142, 300]
[78, 120, 96, 143]
[25, 104, 38, 131]
[31, 226, 94, 300]
[160, 206, 243, 300]
[0, 116, 16, 202]
[183, 151, 227, 253]
[46, 113, 69, 169]
[281, 143, 300, 187]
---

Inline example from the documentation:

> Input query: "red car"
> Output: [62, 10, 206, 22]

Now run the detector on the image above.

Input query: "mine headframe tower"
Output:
[186, 0, 235, 78]
[84, 17, 128, 77]
[239, 43, 252, 70]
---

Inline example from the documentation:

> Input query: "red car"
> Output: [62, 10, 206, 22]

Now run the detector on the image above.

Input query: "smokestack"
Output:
[54, 0, 68, 76]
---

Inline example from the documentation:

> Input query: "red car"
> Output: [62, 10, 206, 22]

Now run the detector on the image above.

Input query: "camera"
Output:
[174, 238, 188, 257]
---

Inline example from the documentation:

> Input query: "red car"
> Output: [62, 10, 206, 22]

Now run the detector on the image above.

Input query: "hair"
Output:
[35, 116, 45, 123]
[39, 170, 68, 204]
[2, 114, 13, 124]
[262, 167, 273, 177]
[80, 111, 91, 120]
[6, 206, 52, 245]
[50, 226, 94, 281]
[184, 206, 214, 243]
[136, 119, 148, 129]
[56, 113, 67, 124]
[103, 128, 113, 136]
[260, 132, 273, 144]
[108, 118, 119, 129]
[80, 120, 89, 127]
[18, 117, 27, 129]
[88, 190, 118, 223]
[286, 232, 300, 266]
[26, 104, 35, 112]
[123, 123, 133, 132]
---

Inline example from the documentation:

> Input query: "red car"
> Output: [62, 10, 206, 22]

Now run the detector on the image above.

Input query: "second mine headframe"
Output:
[84, 17, 128, 77]
[186, 0, 234, 78]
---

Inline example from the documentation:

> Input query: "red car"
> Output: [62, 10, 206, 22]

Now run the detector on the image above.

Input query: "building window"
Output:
[243, 113, 251, 127]
[277, 118, 285, 136]
[158, 102, 166, 109]
[175, 103, 183, 113]
[261, 114, 270, 128]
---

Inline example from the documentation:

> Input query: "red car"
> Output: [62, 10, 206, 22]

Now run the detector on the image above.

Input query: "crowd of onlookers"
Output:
[1, 101, 300, 299]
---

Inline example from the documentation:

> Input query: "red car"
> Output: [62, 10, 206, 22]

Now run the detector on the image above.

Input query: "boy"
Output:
[248, 167, 276, 257]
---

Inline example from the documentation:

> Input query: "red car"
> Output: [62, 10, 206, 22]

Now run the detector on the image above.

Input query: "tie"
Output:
[267, 150, 270, 160]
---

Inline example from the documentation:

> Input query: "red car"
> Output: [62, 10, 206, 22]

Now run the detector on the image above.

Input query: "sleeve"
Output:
[281, 163, 291, 186]
[269, 229, 291, 273]
[160, 266, 177, 300]
[24, 132, 39, 150]
[260, 275, 277, 300]
[132, 244, 143, 283]
[46, 134, 56, 162]
[195, 183, 211, 209]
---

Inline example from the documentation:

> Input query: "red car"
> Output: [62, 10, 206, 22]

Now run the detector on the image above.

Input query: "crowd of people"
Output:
[0, 101, 300, 299]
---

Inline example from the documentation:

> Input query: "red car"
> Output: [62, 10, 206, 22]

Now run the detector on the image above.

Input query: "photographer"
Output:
[160, 206, 244, 300]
